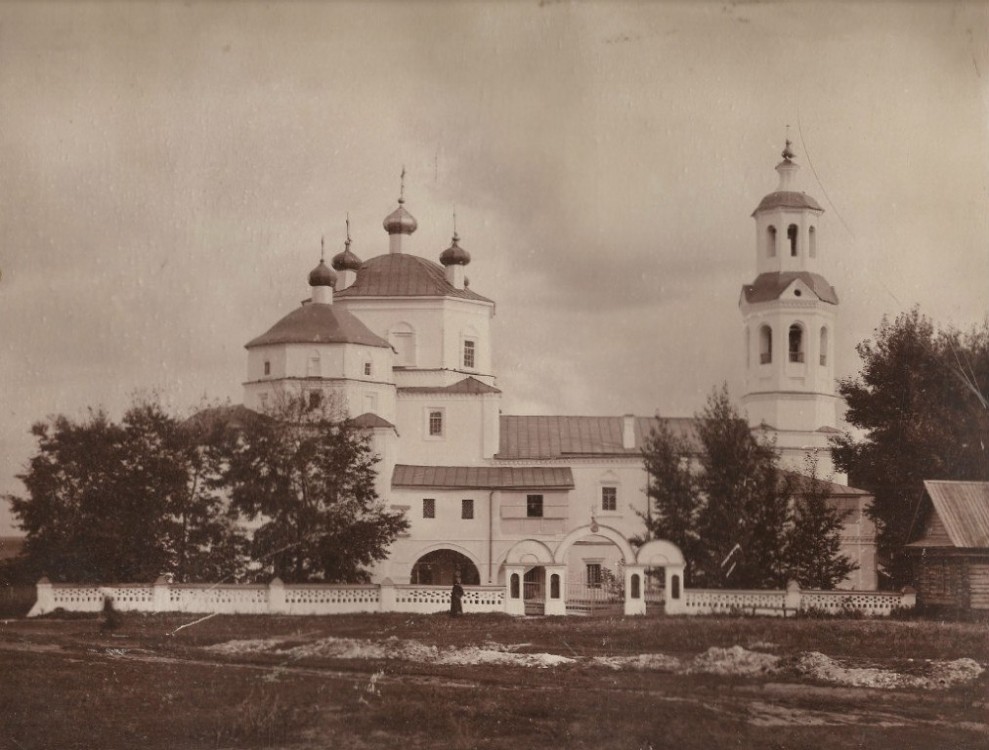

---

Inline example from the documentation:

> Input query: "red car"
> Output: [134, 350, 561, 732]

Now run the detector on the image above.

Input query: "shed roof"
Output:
[741, 272, 839, 305]
[399, 376, 501, 396]
[349, 412, 396, 430]
[392, 464, 574, 490]
[334, 253, 493, 303]
[245, 302, 391, 349]
[910, 481, 989, 549]
[497, 415, 700, 459]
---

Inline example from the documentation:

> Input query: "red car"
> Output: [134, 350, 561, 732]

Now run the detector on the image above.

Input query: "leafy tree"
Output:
[225, 393, 408, 583]
[831, 308, 989, 587]
[640, 386, 851, 589]
[7, 398, 248, 583]
[785, 457, 857, 589]
[635, 417, 701, 582]
[693, 386, 790, 588]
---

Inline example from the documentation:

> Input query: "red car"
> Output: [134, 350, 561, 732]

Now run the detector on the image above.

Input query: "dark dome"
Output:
[752, 191, 823, 215]
[383, 202, 418, 235]
[308, 260, 337, 288]
[439, 233, 471, 266]
[332, 247, 363, 272]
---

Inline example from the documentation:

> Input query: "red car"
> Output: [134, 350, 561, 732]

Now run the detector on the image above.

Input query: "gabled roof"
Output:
[349, 412, 395, 430]
[245, 302, 391, 349]
[910, 481, 989, 549]
[334, 253, 493, 303]
[741, 272, 839, 305]
[393, 464, 574, 490]
[399, 376, 501, 396]
[753, 191, 823, 215]
[497, 415, 700, 459]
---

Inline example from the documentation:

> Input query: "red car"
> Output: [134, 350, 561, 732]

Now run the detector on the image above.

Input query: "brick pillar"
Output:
[153, 576, 170, 613]
[269, 577, 286, 614]
[28, 577, 54, 617]
[624, 565, 646, 616]
[544, 565, 566, 616]
[379, 578, 396, 612]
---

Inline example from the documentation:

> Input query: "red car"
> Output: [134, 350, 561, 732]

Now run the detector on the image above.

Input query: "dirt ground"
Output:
[1, 612, 986, 749]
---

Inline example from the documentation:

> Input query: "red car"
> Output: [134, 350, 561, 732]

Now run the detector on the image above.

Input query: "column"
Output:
[544, 565, 566, 617]
[504, 565, 525, 616]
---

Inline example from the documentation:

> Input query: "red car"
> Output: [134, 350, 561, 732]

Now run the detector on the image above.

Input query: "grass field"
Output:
[1, 611, 986, 749]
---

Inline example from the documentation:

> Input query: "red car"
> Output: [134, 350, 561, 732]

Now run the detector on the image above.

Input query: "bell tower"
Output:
[740, 139, 843, 479]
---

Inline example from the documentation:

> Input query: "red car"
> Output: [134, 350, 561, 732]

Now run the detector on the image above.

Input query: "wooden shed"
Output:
[906, 480, 989, 611]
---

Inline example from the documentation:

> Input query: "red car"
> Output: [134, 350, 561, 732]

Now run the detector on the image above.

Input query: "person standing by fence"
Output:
[450, 576, 464, 617]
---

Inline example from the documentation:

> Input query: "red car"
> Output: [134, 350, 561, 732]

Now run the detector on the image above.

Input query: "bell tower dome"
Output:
[740, 139, 842, 479]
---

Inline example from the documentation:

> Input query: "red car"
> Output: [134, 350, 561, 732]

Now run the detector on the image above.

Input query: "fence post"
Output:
[152, 576, 170, 613]
[27, 577, 54, 617]
[269, 577, 286, 614]
[379, 578, 396, 612]
[900, 586, 917, 610]
[784, 580, 801, 616]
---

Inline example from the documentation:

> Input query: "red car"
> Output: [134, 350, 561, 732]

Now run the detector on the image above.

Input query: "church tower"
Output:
[740, 140, 843, 479]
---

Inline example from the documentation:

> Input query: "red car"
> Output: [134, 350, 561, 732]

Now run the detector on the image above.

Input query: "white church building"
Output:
[241, 145, 877, 611]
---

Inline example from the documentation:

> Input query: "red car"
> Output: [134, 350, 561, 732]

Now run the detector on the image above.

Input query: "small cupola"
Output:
[440, 215, 470, 289]
[383, 167, 417, 253]
[309, 240, 337, 304]
[332, 216, 363, 290]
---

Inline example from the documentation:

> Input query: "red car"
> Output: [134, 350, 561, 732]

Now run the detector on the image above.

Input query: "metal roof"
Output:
[245, 302, 392, 349]
[741, 272, 839, 305]
[399, 376, 501, 395]
[782, 471, 872, 497]
[334, 253, 493, 303]
[914, 481, 989, 548]
[349, 412, 396, 430]
[752, 190, 823, 215]
[496, 415, 700, 459]
[393, 464, 575, 490]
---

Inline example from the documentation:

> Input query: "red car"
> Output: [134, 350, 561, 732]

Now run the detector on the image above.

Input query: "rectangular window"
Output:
[462, 498, 474, 519]
[422, 498, 435, 519]
[526, 494, 543, 518]
[263, 360, 271, 376]
[601, 486, 617, 512]
[463, 339, 476, 369]
[364, 361, 372, 376]
[428, 410, 443, 436]
[586, 563, 603, 588]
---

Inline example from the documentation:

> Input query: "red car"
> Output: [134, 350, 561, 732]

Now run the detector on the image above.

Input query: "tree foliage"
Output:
[225, 394, 408, 583]
[640, 386, 856, 589]
[7, 398, 247, 583]
[831, 308, 989, 587]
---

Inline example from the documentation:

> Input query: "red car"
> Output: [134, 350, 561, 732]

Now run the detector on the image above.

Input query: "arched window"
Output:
[787, 224, 798, 256]
[510, 573, 520, 599]
[759, 325, 772, 364]
[389, 323, 416, 367]
[789, 324, 804, 363]
[766, 225, 777, 257]
[809, 226, 817, 258]
[671, 574, 681, 600]
[550, 574, 560, 599]
[819, 326, 829, 366]
[630, 574, 641, 600]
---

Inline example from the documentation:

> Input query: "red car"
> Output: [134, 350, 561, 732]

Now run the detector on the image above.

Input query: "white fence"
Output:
[27, 577, 914, 618]
[683, 584, 916, 617]
[27, 577, 504, 618]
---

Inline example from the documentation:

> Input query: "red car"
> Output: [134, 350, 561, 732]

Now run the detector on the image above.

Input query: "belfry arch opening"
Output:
[759, 325, 772, 364]
[788, 323, 805, 363]
[410, 549, 480, 585]
[766, 225, 777, 257]
[787, 224, 798, 256]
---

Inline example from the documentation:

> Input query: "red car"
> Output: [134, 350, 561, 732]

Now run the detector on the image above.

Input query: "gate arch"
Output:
[553, 523, 636, 565]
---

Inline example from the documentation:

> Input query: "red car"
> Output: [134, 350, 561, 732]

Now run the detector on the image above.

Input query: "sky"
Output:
[2, 1, 988, 535]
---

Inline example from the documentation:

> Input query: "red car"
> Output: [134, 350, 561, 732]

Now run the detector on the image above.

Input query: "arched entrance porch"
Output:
[502, 529, 686, 616]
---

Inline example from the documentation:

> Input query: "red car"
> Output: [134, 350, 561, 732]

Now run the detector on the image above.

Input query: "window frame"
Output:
[526, 494, 544, 518]
[461, 498, 474, 520]
[463, 338, 477, 369]
[426, 408, 445, 438]
[422, 498, 436, 519]
[586, 562, 603, 588]
[601, 485, 618, 512]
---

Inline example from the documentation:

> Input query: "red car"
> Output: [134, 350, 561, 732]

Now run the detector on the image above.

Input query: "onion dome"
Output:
[332, 238, 363, 272]
[439, 232, 471, 266]
[383, 202, 418, 235]
[308, 259, 337, 288]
